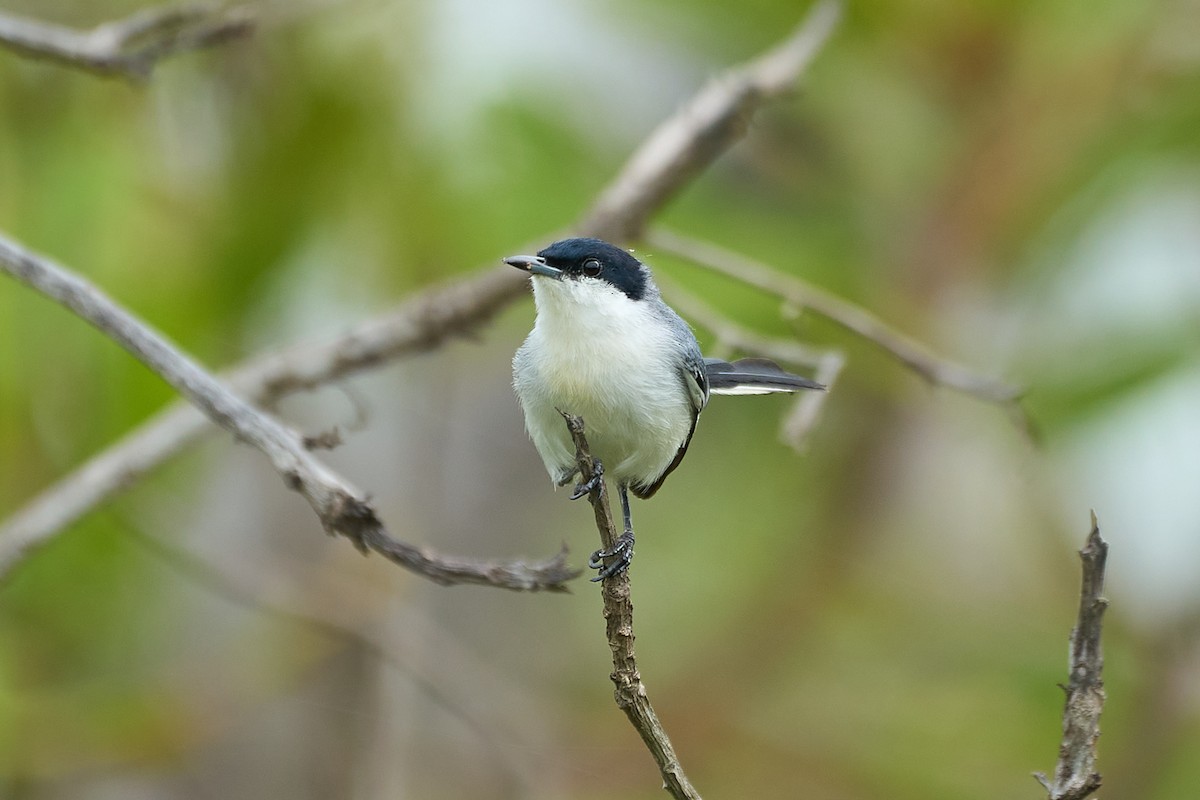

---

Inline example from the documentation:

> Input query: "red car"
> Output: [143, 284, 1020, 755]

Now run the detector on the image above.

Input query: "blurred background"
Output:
[2, 0, 1200, 797]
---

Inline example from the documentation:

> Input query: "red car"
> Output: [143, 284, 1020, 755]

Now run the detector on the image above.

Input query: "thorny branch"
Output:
[0, 2, 255, 79]
[1034, 512, 1108, 800]
[561, 413, 701, 800]
[0, 3, 842, 582]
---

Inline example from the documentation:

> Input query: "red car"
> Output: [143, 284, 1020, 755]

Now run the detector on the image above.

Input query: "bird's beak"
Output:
[505, 255, 565, 280]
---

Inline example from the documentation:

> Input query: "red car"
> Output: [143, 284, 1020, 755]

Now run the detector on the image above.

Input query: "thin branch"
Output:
[657, 275, 829, 369]
[0, 233, 577, 592]
[0, 267, 531, 577]
[655, 273, 843, 449]
[646, 228, 1026, 412]
[0, 4, 842, 579]
[579, 0, 842, 243]
[560, 413, 701, 800]
[780, 350, 844, 449]
[0, 2, 255, 79]
[1034, 511, 1108, 800]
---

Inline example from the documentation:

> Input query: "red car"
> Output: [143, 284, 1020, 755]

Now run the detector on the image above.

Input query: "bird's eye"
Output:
[581, 258, 603, 277]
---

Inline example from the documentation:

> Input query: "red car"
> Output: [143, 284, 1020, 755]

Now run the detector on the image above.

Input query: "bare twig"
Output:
[0, 3, 841, 579]
[0, 2, 255, 79]
[657, 274, 828, 369]
[655, 273, 842, 449]
[779, 349, 844, 448]
[0, 267, 530, 576]
[1034, 512, 1108, 800]
[0, 233, 577, 591]
[646, 228, 1026, 412]
[560, 413, 701, 800]
[579, 0, 842, 243]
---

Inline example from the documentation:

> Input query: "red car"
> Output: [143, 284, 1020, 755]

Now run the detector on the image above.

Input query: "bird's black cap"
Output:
[534, 238, 650, 301]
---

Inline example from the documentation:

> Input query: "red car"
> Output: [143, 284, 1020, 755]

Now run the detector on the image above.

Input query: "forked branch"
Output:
[0, 2, 255, 79]
[646, 228, 1025, 415]
[0, 233, 577, 591]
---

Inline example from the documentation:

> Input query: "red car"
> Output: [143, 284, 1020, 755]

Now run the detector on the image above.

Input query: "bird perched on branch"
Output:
[507, 237, 824, 580]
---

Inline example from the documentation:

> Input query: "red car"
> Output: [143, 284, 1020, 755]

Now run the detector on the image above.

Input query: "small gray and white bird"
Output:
[507, 237, 823, 580]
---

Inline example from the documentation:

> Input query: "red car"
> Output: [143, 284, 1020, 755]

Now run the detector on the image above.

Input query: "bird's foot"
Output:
[569, 460, 603, 500]
[589, 529, 635, 582]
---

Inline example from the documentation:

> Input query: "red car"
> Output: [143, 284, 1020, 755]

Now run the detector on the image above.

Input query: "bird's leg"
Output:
[589, 484, 636, 581]
[568, 458, 603, 500]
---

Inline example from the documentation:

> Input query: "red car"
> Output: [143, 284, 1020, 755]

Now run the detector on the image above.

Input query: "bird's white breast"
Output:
[513, 278, 694, 489]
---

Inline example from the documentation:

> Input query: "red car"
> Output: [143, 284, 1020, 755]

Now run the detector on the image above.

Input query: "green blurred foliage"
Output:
[3, 0, 1200, 798]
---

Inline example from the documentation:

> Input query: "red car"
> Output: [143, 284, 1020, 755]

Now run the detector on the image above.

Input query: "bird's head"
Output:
[505, 237, 651, 302]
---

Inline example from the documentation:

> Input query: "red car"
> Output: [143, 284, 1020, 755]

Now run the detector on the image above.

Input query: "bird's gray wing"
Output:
[629, 346, 708, 500]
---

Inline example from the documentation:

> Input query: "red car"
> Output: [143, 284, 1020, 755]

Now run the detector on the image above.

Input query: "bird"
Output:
[506, 237, 824, 580]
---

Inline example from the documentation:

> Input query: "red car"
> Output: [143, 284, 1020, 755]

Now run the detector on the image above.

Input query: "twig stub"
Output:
[1034, 512, 1108, 800]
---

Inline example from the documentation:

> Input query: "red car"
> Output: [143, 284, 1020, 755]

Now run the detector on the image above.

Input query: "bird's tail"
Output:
[704, 357, 825, 395]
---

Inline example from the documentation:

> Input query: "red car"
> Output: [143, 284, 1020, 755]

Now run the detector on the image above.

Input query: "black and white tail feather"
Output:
[704, 357, 825, 395]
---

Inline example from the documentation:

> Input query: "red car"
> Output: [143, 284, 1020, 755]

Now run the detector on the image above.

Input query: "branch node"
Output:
[302, 427, 343, 451]
[325, 492, 379, 553]
[0, 2, 256, 79]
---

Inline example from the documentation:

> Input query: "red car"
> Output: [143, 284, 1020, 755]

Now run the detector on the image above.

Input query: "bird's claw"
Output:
[569, 463, 603, 500]
[588, 530, 635, 582]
